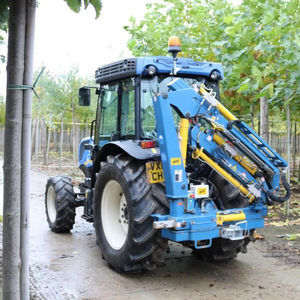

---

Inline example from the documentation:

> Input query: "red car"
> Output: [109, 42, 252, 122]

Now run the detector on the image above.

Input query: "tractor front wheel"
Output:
[45, 175, 76, 233]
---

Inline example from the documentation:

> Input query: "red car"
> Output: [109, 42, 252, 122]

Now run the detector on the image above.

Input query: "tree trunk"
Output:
[38, 118, 42, 153]
[20, 1, 36, 298]
[31, 118, 36, 157]
[293, 121, 296, 176]
[72, 102, 76, 172]
[53, 127, 58, 152]
[260, 96, 269, 143]
[298, 160, 300, 183]
[250, 102, 255, 129]
[59, 119, 63, 169]
[45, 117, 51, 165]
[85, 122, 88, 137]
[285, 104, 290, 216]
[3, 0, 26, 298]
[35, 117, 39, 162]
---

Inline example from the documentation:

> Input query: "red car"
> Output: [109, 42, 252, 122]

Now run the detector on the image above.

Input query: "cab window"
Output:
[99, 78, 135, 141]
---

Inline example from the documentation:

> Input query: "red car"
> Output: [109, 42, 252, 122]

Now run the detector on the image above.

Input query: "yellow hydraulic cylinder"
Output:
[216, 211, 246, 225]
[213, 134, 257, 176]
[179, 118, 189, 167]
[192, 148, 255, 202]
[216, 101, 237, 121]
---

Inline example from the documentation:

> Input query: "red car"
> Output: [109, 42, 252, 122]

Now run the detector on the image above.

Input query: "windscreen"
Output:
[140, 75, 220, 139]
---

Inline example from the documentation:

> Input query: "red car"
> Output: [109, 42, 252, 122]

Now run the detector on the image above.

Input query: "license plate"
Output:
[145, 161, 164, 183]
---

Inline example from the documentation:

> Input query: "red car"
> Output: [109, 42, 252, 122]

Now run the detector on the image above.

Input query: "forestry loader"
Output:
[45, 36, 290, 272]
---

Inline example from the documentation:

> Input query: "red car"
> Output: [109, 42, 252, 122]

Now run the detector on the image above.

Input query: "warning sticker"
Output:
[171, 157, 181, 166]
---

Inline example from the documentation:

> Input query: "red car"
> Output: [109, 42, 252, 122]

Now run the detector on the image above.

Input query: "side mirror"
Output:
[78, 87, 91, 106]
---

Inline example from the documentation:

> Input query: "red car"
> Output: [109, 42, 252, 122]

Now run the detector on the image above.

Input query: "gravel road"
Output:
[1, 158, 300, 299]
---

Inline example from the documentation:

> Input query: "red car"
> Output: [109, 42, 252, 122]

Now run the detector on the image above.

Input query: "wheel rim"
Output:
[101, 180, 128, 250]
[47, 185, 57, 223]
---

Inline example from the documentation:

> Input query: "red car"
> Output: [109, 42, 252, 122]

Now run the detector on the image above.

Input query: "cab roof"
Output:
[95, 56, 223, 84]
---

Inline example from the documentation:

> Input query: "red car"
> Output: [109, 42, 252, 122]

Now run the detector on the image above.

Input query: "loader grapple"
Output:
[152, 78, 289, 245]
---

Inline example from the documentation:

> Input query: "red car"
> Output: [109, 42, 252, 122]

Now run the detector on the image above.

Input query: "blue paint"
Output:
[78, 137, 93, 168]
[136, 57, 224, 79]
[152, 93, 188, 200]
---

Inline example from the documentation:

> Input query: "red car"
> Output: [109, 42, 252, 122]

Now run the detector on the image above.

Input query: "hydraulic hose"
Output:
[263, 174, 291, 203]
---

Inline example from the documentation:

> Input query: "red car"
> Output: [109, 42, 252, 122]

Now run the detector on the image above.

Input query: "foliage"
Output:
[124, 0, 300, 121]
[0, 0, 102, 66]
[64, 0, 102, 18]
[34, 68, 97, 126]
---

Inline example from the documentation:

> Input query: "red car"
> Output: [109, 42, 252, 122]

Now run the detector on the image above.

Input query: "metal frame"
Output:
[151, 78, 287, 244]
[78, 57, 289, 247]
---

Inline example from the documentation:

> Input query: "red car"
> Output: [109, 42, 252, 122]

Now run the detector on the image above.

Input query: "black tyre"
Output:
[45, 175, 76, 233]
[211, 172, 248, 209]
[93, 154, 168, 273]
[193, 172, 252, 261]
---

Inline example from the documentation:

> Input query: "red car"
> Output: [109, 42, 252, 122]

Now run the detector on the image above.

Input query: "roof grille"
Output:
[95, 58, 136, 84]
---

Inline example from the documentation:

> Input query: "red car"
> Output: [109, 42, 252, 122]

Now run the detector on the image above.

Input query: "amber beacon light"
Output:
[168, 36, 181, 57]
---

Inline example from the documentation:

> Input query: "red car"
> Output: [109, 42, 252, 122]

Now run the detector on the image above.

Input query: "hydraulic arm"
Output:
[152, 78, 290, 247]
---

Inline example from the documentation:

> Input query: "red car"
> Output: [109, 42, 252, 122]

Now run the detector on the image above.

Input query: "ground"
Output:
[1, 156, 300, 299]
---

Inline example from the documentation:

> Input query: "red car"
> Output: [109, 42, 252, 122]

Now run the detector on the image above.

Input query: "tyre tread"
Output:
[94, 154, 169, 272]
[45, 175, 76, 233]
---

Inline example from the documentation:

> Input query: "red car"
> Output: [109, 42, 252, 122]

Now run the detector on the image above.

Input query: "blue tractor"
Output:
[45, 37, 290, 272]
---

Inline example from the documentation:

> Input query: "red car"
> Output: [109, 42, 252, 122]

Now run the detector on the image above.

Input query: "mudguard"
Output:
[93, 140, 161, 175]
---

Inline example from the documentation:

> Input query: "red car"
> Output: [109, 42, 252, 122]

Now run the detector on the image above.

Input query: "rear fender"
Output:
[93, 140, 160, 175]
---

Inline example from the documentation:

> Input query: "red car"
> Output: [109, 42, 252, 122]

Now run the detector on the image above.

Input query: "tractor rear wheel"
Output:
[45, 175, 76, 233]
[93, 154, 168, 273]
[193, 172, 252, 261]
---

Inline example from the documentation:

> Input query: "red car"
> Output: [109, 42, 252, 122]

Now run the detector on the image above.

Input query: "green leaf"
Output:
[84, 0, 89, 9]
[284, 233, 300, 241]
[251, 65, 261, 79]
[237, 83, 249, 93]
[65, 0, 81, 13]
[223, 15, 234, 24]
[268, 83, 274, 98]
[64, 0, 102, 18]
[90, 0, 102, 18]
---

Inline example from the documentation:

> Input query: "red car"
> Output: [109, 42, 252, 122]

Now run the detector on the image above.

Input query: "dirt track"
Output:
[1, 159, 300, 299]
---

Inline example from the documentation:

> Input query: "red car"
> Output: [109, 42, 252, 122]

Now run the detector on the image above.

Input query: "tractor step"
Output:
[81, 214, 93, 222]
[74, 195, 85, 207]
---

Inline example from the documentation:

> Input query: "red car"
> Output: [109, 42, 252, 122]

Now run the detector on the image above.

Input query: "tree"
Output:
[1, 1, 102, 299]
[0, 0, 8, 64]
[125, 0, 300, 125]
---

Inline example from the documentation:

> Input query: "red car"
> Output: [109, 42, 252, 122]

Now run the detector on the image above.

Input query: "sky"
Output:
[0, 0, 151, 96]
